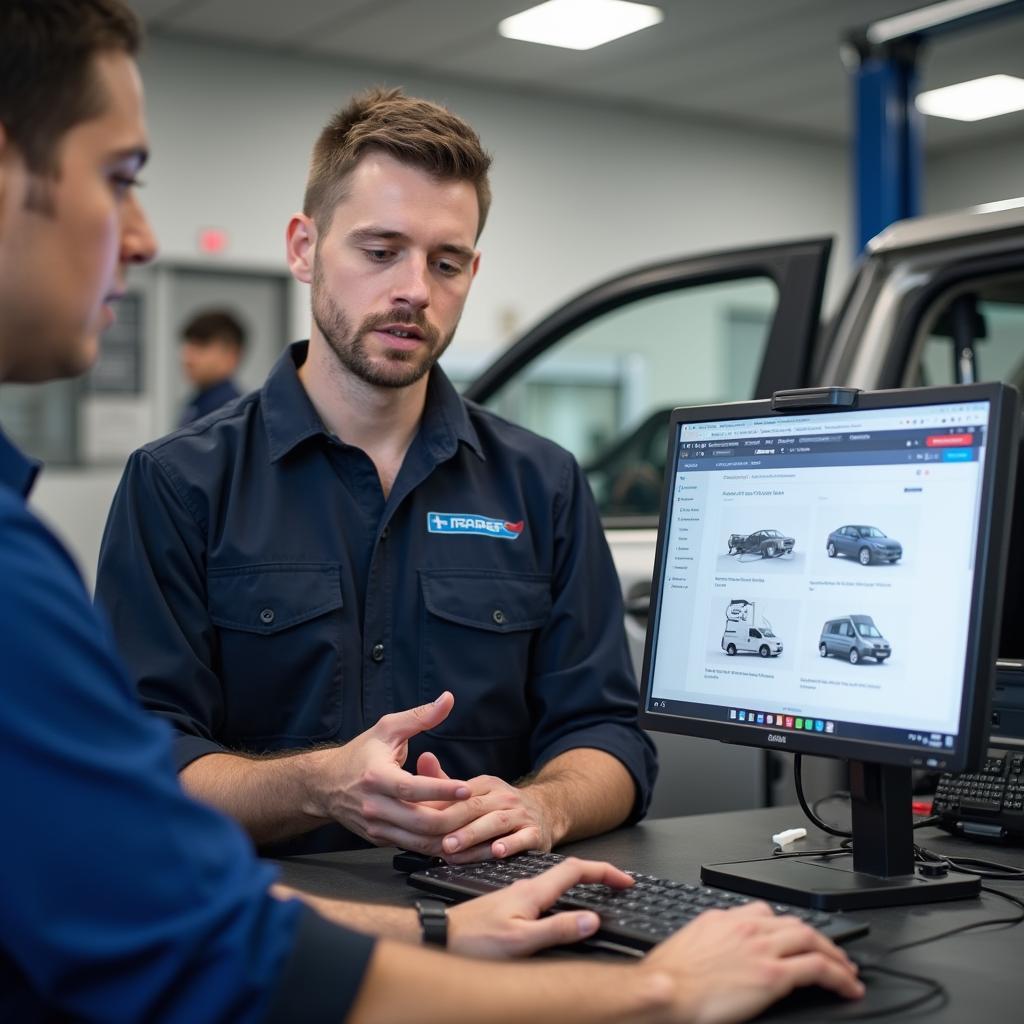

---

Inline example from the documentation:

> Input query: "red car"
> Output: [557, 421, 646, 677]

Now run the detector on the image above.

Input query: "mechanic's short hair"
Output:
[0, 0, 141, 178]
[303, 87, 492, 239]
[181, 310, 247, 352]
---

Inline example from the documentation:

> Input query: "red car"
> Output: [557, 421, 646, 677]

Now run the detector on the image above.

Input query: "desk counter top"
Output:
[276, 806, 1024, 1022]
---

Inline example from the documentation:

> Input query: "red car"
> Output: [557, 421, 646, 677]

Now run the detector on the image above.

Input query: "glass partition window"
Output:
[483, 277, 779, 517]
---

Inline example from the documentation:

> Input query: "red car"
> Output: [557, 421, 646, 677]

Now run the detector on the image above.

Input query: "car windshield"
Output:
[856, 623, 881, 638]
[761, 628, 775, 637]
[764, 530, 781, 537]
[860, 527, 885, 538]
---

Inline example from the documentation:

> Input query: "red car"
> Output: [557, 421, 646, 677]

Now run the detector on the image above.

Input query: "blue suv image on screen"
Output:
[826, 525, 902, 565]
[819, 615, 891, 665]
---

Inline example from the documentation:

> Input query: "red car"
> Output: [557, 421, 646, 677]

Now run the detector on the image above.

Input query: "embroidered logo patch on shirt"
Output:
[427, 512, 524, 540]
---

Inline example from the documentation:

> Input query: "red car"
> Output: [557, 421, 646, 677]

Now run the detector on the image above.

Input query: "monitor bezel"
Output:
[637, 382, 1019, 774]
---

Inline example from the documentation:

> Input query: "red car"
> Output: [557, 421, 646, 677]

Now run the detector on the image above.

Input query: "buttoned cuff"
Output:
[173, 732, 227, 772]
[263, 906, 376, 1024]
[534, 724, 659, 824]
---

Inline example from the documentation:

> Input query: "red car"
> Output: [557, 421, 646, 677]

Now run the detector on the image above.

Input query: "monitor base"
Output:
[701, 855, 980, 911]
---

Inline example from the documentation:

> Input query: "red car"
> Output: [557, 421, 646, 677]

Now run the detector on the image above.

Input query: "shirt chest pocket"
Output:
[419, 569, 551, 740]
[207, 563, 344, 749]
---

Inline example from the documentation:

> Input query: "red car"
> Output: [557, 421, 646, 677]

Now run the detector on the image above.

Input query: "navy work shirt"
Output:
[179, 376, 242, 427]
[97, 342, 657, 855]
[0, 427, 373, 1022]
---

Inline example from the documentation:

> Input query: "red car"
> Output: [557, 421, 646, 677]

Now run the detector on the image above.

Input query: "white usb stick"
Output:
[771, 827, 807, 847]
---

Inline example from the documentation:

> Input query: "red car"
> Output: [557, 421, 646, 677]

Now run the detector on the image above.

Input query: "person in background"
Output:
[178, 308, 245, 425]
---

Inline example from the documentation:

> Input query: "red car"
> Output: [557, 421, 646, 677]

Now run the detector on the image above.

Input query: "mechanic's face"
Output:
[297, 151, 480, 390]
[0, 52, 156, 383]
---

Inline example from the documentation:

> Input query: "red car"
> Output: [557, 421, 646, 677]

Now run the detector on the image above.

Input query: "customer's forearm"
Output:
[271, 884, 421, 942]
[181, 750, 328, 844]
[347, 940, 674, 1024]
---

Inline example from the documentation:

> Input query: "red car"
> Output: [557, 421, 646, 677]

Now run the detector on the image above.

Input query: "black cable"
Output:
[810, 789, 849, 820]
[794, 758, 960, 845]
[914, 843, 1024, 880]
[795, 753, 852, 838]
[840, 963, 947, 1020]
[878, 885, 1024, 956]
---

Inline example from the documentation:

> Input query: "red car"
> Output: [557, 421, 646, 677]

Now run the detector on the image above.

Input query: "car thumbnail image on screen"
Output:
[720, 599, 783, 658]
[819, 614, 891, 665]
[826, 525, 902, 565]
[726, 529, 795, 559]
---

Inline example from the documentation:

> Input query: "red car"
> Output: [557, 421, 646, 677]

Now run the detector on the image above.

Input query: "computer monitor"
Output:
[638, 383, 1019, 911]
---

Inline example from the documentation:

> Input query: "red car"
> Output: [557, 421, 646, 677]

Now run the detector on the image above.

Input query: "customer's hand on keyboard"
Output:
[445, 856, 633, 958]
[640, 900, 864, 1022]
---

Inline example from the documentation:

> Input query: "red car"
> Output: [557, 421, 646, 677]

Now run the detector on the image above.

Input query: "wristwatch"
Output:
[415, 898, 449, 947]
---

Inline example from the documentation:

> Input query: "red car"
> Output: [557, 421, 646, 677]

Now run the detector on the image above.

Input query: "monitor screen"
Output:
[640, 386, 1016, 776]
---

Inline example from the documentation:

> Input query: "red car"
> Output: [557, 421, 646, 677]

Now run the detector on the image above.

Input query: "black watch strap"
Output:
[415, 899, 449, 947]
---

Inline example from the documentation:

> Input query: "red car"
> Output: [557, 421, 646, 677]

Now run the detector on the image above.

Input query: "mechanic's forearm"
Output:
[271, 884, 421, 942]
[347, 940, 674, 1024]
[523, 748, 637, 846]
[180, 750, 329, 845]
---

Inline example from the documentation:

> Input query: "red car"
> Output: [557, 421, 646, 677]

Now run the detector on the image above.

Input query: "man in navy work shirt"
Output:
[97, 89, 659, 859]
[0, 2, 864, 1019]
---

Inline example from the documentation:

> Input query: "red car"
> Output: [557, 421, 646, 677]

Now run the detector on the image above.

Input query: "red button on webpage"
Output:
[925, 433, 972, 447]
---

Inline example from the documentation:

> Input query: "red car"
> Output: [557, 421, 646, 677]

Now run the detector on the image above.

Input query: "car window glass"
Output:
[906, 274, 1024, 389]
[478, 278, 779, 517]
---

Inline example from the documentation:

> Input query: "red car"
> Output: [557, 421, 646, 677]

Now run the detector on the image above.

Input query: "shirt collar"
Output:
[262, 340, 483, 464]
[0, 427, 41, 498]
[420, 362, 484, 462]
[262, 342, 334, 463]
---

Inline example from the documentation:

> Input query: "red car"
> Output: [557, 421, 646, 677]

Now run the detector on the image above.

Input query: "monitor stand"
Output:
[701, 761, 981, 911]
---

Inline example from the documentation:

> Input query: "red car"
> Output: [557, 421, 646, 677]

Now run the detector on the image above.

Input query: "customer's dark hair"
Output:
[0, 0, 141, 177]
[182, 310, 247, 351]
[304, 87, 492, 239]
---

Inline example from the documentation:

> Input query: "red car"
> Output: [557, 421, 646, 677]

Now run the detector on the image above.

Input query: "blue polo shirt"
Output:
[97, 342, 657, 855]
[0, 427, 373, 1022]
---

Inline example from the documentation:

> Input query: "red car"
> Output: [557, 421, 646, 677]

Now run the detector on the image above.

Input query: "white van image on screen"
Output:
[721, 599, 783, 658]
[818, 615, 891, 664]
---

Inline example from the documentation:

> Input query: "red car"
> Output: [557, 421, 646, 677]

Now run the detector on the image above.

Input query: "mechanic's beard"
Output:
[312, 265, 456, 389]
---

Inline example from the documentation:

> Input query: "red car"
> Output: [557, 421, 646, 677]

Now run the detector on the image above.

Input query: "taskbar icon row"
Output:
[728, 708, 835, 734]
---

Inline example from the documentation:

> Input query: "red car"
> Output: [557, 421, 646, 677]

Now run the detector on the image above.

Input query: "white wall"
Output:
[30, 33, 856, 582]
[138, 34, 854, 345]
[927, 136, 1024, 214]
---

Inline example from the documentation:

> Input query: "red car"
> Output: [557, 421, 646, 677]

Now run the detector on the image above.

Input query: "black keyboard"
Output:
[408, 852, 869, 953]
[934, 746, 1024, 841]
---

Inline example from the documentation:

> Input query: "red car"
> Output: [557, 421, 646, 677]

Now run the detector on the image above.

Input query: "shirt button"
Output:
[381, 525, 390, 540]
[371, 643, 385, 663]
[259, 608, 275, 625]
[492, 609, 506, 625]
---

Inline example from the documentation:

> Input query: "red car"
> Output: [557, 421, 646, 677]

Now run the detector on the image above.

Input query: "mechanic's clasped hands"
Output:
[303, 692, 554, 860]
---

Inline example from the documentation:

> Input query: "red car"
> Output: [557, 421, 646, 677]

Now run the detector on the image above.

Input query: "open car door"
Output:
[463, 238, 832, 815]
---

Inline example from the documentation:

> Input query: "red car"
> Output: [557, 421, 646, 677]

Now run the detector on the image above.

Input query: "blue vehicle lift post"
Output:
[845, 0, 1024, 253]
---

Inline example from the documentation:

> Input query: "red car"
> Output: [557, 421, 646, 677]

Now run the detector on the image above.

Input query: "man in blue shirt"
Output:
[0, 2, 862, 1019]
[97, 87, 659, 860]
[178, 309, 245, 426]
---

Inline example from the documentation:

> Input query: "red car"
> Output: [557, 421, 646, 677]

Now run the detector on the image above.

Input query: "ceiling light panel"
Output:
[499, 0, 663, 51]
[916, 74, 1024, 120]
